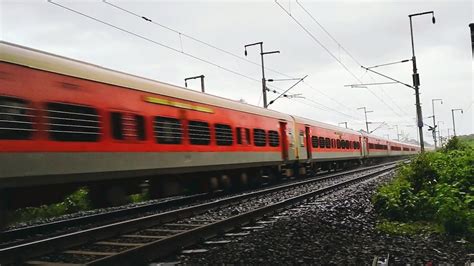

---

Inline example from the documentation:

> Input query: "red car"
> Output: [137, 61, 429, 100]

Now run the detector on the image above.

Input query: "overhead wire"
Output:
[47, 0, 262, 84]
[102, 0, 292, 80]
[103, 0, 360, 118]
[48, 0, 362, 122]
[276, 0, 407, 119]
[297, 0, 411, 118]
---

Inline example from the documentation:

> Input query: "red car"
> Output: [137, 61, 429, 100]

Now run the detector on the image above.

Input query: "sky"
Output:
[1, 0, 473, 144]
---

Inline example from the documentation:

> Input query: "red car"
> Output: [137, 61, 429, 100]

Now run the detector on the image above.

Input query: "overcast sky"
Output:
[2, 0, 473, 143]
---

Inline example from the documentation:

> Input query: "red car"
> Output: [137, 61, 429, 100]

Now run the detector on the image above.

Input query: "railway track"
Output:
[0, 193, 211, 248]
[0, 161, 396, 248]
[0, 162, 400, 265]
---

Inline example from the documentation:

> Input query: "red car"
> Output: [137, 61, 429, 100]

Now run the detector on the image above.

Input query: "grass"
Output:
[376, 220, 442, 236]
[9, 187, 151, 226]
[10, 188, 91, 225]
[128, 192, 149, 203]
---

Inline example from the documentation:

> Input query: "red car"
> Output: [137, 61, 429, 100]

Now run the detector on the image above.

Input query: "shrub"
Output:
[373, 137, 474, 237]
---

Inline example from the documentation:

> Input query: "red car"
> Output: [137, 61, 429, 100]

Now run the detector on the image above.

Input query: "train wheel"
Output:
[208, 176, 219, 192]
[220, 174, 231, 191]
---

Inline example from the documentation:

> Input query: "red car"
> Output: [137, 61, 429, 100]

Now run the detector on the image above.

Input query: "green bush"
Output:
[10, 187, 91, 225]
[373, 137, 474, 237]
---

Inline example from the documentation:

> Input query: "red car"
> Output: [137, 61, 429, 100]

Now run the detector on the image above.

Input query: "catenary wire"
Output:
[275, 0, 407, 119]
[297, 0, 412, 118]
[102, 0, 361, 118]
[296, 0, 409, 116]
[48, 0, 363, 123]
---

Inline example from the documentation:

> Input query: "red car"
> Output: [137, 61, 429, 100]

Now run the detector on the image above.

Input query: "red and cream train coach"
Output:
[0, 41, 295, 209]
[0, 41, 419, 220]
[293, 117, 363, 172]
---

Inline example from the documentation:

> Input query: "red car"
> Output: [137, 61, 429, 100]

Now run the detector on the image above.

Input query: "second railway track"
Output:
[0, 161, 401, 265]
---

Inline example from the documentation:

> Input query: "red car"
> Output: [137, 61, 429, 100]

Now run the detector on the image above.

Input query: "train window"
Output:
[325, 137, 331, 148]
[215, 124, 233, 146]
[0, 96, 34, 140]
[253, 128, 266, 146]
[154, 116, 182, 144]
[245, 128, 251, 145]
[135, 115, 146, 141]
[319, 137, 325, 148]
[337, 139, 341, 149]
[236, 127, 243, 144]
[111, 113, 146, 141]
[47, 102, 100, 142]
[268, 130, 280, 147]
[312, 136, 318, 148]
[369, 143, 374, 149]
[189, 121, 210, 145]
[111, 112, 124, 140]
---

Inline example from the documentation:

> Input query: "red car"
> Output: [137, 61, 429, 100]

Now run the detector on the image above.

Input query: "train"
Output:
[0, 41, 419, 221]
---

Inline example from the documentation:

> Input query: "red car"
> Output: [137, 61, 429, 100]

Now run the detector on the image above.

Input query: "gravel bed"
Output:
[6, 194, 189, 230]
[75, 243, 130, 253]
[3, 166, 382, 248]
[35, 253, 103, 264]
[8, 164, 386, 231]
[174, 168, 384, 223]
[175, 172, 472, 265]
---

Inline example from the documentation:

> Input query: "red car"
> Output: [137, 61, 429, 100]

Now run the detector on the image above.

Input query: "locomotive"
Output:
[0, 41, 419, 224]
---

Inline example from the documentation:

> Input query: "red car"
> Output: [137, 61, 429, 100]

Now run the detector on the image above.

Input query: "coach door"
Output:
[305, 126, 312, 159]
[362, 137, 369, 157]
[279, 121, 289, 161]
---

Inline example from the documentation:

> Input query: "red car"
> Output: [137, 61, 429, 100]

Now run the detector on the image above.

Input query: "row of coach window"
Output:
[0, 98, 282, 147]
[310, 136, 360, 150]
[368, 143, 388, 150]
[0, 97, 418, 152]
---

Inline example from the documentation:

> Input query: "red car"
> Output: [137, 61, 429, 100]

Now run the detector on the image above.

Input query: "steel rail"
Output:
[0, 162, 400, 264]
[0, 193, 210, 246]
[86, 165, 398, 265]
[0, 161, 397, 244]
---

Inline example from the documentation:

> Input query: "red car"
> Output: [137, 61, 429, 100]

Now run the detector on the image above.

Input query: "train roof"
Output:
[293, 116, 362, 136]
[0, 41, 292, 121]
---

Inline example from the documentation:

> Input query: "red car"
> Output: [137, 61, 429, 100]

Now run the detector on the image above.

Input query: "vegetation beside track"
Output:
[373, 136, 474, 239]
[9, 188, 150, 226]
[10, 188, 91, 225]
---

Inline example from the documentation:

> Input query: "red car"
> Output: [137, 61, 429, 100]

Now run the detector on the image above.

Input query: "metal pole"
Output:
[437, 121, 443, 146]
[358, 107, 370, 132]
[432, 100, 437, 148]
[200, 75, 205, 93]
[431, 99, 442, 148]
[452, 109, 457, 136]
[408, 12, 435, 152]
[470, 23, 474, 57]
[185, 75, 206, 92]
[244, 42, 279, 109]
[364, 109, 369, 132]
[259, 43, 268, 108]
